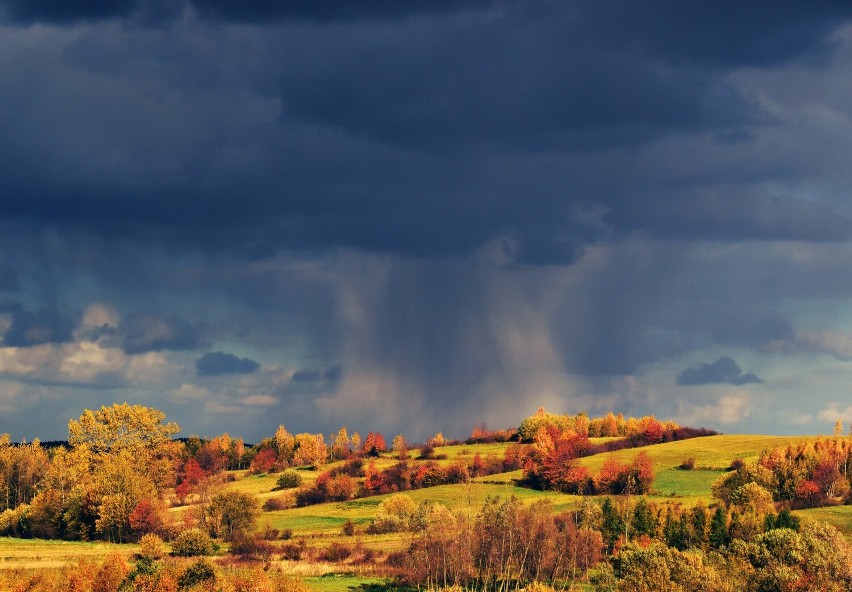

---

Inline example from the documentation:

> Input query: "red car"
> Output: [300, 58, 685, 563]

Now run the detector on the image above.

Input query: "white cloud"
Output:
[169, 383, 210, 402]
[243, 394, 277, 407]
[81, 302, 119, 329]
[818, 405, 852, 424]
[0, 339, 175, 387]
[677, 391, 753, 426]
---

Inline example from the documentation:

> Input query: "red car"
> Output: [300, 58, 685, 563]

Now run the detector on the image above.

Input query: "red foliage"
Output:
[503, 443, 530, 471]
[128, 498, 164, 537]
[795, 480, 824, 508]
[249, 448, 277, 474]
[363, 461, 384, 494]
[363, 432, 387, 457]
[195, 441, 227, 474]
[640, 417, 664, 444]
[632, 451, 655, 492]
[181, 458, 207, 486]
[470, 453, 487, 477]
[594, 456, 629, 494]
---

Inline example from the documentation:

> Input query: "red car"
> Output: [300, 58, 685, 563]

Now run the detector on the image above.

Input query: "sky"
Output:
[3, 1, 852, 442]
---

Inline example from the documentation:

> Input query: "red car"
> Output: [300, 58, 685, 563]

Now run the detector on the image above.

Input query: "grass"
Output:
[256, 434, 829, 545]
[0, 537, 138, 569]
[796, 505, 852, 541]
[8, 433, 850, 581]
[304, 574, 406, 592]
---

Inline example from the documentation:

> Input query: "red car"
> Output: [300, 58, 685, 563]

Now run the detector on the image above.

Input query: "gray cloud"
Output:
[677, 356, 764, 386]
[1, 3, 852, 441]
[121, 313, 203, 354]
[2, 308, 75, 347]
[195, 351, 259, 376]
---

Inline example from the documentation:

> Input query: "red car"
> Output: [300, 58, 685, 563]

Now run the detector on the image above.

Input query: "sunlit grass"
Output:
[796, 505, 852, 541]
[0, 537, 138, 569]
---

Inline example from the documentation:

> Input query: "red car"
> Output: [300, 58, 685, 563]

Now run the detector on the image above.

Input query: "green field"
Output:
[797, 505, 852, 539]
[253, 433, 835, 555]
[0, 538, 138, 570]
[3, 432, 850, 589]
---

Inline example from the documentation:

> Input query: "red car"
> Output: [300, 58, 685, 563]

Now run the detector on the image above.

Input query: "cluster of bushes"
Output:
[466, 424, 518, 444]
[594, 521, 852, 592]
[517, 408, 686, 442]
[524, 449, 655, 496]
[706, 437, 852, 512]
[289, 453, 509, 507]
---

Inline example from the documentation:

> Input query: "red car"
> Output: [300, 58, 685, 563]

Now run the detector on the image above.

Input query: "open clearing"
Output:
[0, 538, 138, 570]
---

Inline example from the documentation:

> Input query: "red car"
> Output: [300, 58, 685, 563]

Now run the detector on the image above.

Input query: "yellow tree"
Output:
[332, 426, 350, 460]
[64, 403, 181, 541]
[274, 425, 295, 466]
[68, 403, 179, 453]
[293, 433, 328, 468]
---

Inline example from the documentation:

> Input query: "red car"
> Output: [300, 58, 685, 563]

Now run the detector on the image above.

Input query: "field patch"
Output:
[0, 537, 138, 569]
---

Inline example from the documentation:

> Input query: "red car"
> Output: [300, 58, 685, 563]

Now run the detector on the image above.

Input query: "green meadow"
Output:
[3, 431, 850, 589]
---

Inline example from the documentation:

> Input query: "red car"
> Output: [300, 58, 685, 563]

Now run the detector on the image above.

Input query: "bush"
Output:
[280, 539, 307, 561]
[679, 458, 696, 470]
[171, 528, 214, 557]
[178, 559, 216, 589]
[263, 494, 296, 511]
[229, 532, 276, 561]
[136, 534, 165, 564]
[342, 519, 355, 536]
[276, 469, 303, 489]
[319, 542, 352, 562]
[93, 552, 129, 592]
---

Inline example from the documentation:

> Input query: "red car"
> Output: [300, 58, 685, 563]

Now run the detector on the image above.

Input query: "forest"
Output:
[0, 403, 851, 592]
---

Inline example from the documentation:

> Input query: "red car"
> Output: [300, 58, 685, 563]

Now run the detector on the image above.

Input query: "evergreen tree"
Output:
[709, 506, 729, 549]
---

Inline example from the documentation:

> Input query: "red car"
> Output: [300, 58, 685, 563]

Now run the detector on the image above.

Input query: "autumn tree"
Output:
[362, 432, 387, 457]
[392, 434, 409, 460]
[273, 425, 296, 466]
[206, 491, 259, 540]
[518, 408, 573, 442]
[293, 433, 328, 468]
[0, 435, 48, 511]
[68, 403, 179, 453]
[332, 426, 350, 460]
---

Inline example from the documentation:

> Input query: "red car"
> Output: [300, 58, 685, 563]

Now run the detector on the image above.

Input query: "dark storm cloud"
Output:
[121, 313, 203, 354]
[0, 2, 848, 267]
[189, 0, 496, 23]
[0, 269, 20, 292]
[2, 1, 852, 441]
[195, 351, 259, 376]
[576, 1, 852, 68]
[0, 0, 140, 23]
[0, 0, 495, 25]
[677, 357, 763, 386]
[1, 309, 75, 347]
[608, 191, 852, 243]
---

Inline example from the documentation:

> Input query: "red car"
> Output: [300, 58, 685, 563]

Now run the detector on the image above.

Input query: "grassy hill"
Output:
[247, 433, 831, 552]
[3, 432, 848, 590]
